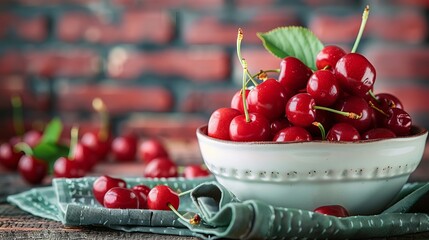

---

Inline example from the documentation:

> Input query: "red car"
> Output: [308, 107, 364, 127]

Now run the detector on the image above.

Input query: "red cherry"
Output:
[247, 79, 291, 121]
[81, 131, 111, 162]
[138, 139, 169, 163]
[270, 118, 292, 137]
[72, 142, 98, 171]
[143, 157, 178, 178]
[273, 126, 312, 142]
[278, 57, 313, 91]
[229, 113, 271, 142]
[111, 134, 137, 162]
[208, 108, 241, 140]
[92, 175, 127, 205]
[147, 185, 179, 211]
[285, 93, 316, 127]
[132, 184, 151, 209]
[362, 128, 396, 140]
[53, 156, 86, 178]
[18, 155, 48, 185]
[183, 165, 210, 178]
[326, 123, 360, 142]
[306, 111, 334, 139]
[316, 45, 346, 70]
[306, 70, 340, 107]
[23, 130, 42, 148]
[334, 95, 373, 133]
[230, 89, 250, 113]
[335, 53, 376, 97]
[384, 108, 412, 136]
[103, 187, 139, 209]
[375, 93, 403, 110]
[314, 205, 350, 217]
[0, 142, 23, 170]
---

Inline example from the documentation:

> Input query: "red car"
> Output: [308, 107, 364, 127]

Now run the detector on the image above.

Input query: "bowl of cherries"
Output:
[196, 7, 428, 216]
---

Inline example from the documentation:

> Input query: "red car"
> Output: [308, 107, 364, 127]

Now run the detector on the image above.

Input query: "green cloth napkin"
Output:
[7, 177, 429, 239]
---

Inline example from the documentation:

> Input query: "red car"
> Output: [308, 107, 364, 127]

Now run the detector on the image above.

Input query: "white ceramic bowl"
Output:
[196, 125, 428, 215]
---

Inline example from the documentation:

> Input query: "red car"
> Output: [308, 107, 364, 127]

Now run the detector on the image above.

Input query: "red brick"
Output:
[394, 0, 429, 8]
[57, 12, 102, 42]
[122, 113, 207, 140]
[180, 88, 238, 114]
[235, 0, 276, 7]
[57, 84, 173, 114]
[374, 86, 429, 113]
[0, 13, 16, 39]
[183, 9, 300, 45]
[0, 52, 25, 75]
[369, 11, 427, 43]
[16, 15, 48, 42]
[112, 0, 223, 10]
[364, 46, 429, 80]
[108, 48, 230, 82]
[16, 0, 100, 5]
[309, 13, 362, 44]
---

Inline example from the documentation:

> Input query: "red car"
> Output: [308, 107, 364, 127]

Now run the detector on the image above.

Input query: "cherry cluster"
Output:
[208, 8, 411, 143]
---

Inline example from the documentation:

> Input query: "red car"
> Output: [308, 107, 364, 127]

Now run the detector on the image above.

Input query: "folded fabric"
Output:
[7, 177, 429, 239]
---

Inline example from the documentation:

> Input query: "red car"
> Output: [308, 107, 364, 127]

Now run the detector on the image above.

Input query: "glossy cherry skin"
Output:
[103, 187, 139, 209]
[143, 157, 178, 178]
[183, 165, 210, 178]
[314, 205, 350, 217]
[81, 131, 111, 162]
[23, 130, 43, 148]
[316, 45, 346, 70]
[53, 156, 86, 178]
[229, 113, 271, 142]
[362, 128, 396, 140]
[306, 70, 340, 107]
[278, 56, 313, 91]
[306, 110, 334, 139]
[147, 185, 179, 211]
[376, 93, 403, 110]
[273, 126, 312, 142]
[92, 175, 127, 205]
[0, 142, 24, 170]
[334, 95, 373, 133]
[132, 185, 151, 209]
[270, 118, 292, 137]
[384, 108, 412, 136]
[335, 53, 376, 97]
[72, 142, 98, 171]
[18, 155, 48, 185]
[208, 108, 241, 140]
[326, 123, 360, 142]
[111, 134, 137, 162]
[230, 89, 250, 113]
[138, 139, 169, 163]
[286, 93, 316, 127]
[247, 79, 291, 121]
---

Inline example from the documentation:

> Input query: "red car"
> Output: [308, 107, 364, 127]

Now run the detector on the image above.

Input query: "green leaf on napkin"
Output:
[257, 26, 324, 70]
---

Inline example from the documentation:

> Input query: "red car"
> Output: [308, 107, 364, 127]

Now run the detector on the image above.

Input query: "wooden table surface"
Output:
[1, 157, 429, 240]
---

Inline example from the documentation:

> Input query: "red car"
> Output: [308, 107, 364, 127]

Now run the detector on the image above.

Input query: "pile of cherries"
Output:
[208, 10, 411, 143]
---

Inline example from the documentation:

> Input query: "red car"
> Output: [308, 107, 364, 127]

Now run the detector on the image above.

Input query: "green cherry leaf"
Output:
[257, 26, 324, 70]
[32, 142, 69, 173]
[39, 117, 62, 144]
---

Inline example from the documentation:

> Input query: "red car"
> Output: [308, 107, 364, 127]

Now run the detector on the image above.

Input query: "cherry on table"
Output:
[92, 175, 127, 205]
[273, 126, 312, 142]
[111, 133, 138, 162]
[278, 56, 313, 92]
[143, 157, 178, 178]
[326, 123, 361, 142]
[183, 165, 210, 178]
[147, 185, 179, 211]
[316, 45, 346, 70]
[138, 139, 169, 164]
[132, 184, 151, 209]
[314, 205, 350, 217]
[229, 113, 271, 142]
[72, 142, 98, 171]
[18, 155, 48, 185]
[81, 131, 111, 162]
[53, 156, 86, 178]
[0, 142, 24, 170]
[103, 187, 139, 209]
[208, 107, 241, 140]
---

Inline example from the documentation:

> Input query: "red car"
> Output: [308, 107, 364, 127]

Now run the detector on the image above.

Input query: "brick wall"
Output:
[0, 0, 428, 147]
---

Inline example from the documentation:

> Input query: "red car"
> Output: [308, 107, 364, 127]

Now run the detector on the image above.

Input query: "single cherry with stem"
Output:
[143, 156, 178, 178]
[92, 175, 127, 205]
[208, 107, 241, 140]
[103, 187, 139, 209]
[230, 89, 250, 113]
[383, 108, 412, 136]
[0, 142, 24, 170]
[15, 143, 48, 185]
[306, 69, 340, 107]
[138, 138, 169, 164]
[278, 56, 313, 92]
[315, 45, 346, 70]
[111, 133, 138, 162]
[334, 95, 373, 132]
[131, 184, 151, 209]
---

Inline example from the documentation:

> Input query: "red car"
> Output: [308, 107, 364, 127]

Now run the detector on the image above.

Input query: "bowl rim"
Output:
[196, 125, 428, 145]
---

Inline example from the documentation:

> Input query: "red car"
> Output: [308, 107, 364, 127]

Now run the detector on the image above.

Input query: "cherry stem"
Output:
[11, 96, 25, 136]
[92, 98, 109, 142]
[251, 69, 281, 81]
[68, 126, 79, 159]
[312, 122, 326, 140]
[313, 105, 362, 120]
[14, 142, 33, 156]
[241, 58, 251, 123]
[236, 28, 258, 86]
[351, 5, 370, 53]
[167, 203, 201, 225]
[368, 89, 379, 104]
[368, 101, 389, 117]
[178, 189, 193, 197]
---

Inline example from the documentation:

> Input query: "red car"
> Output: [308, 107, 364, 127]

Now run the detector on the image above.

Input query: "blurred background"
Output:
[0, 0, 428, 178]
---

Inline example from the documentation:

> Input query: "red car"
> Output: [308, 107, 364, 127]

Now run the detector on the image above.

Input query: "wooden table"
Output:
[1, 160, 429, 239]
